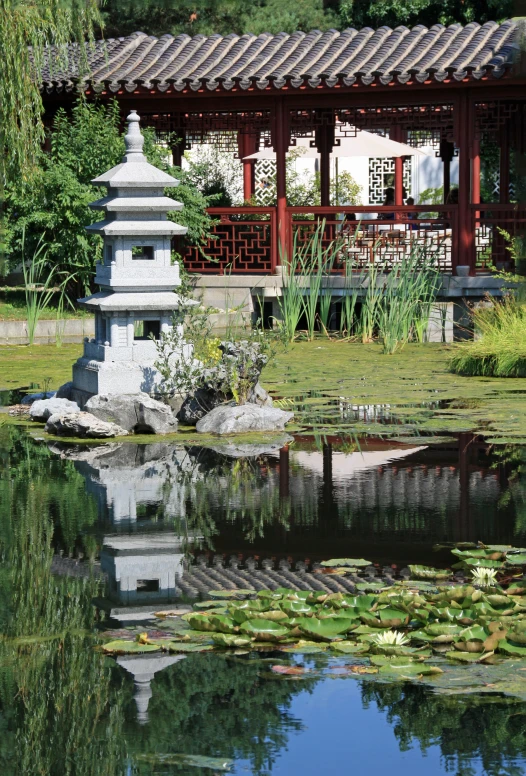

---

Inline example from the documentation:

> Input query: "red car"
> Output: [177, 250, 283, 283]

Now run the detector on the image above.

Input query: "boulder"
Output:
[21, 392, 56, 406]
[30, 397, 80, 422]
[55, 382, 74, 400]
[247, 382, 273, 408]
[85, 393, 177, 434]
[206, 435, 294, 458]
[177, 388, 231, 425]
[45, 412, 129, 439]
[196, 403, 294, 435]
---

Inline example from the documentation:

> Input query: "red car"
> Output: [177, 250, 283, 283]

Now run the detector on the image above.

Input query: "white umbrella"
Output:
[244, 128, 429, 160]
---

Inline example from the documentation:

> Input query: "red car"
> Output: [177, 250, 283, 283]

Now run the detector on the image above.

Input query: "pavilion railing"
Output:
[181, 207, 276, 274]
[286, 206, 457, 273]
[472, 204, 526, 274]
[180, 204, 467, 275]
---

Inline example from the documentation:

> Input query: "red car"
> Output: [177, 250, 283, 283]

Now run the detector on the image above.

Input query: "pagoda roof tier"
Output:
[78, 290, 182, 311]
[92, 161, 179, 188]
[86, 219, 187, 236]
[90, 195, 183, 213]
[41, 21, 518, 95]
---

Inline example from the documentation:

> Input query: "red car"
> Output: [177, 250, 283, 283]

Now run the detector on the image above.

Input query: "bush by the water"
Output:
[450, 295, 526, 377]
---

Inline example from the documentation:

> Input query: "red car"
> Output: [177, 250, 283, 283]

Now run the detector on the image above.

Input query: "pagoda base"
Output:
[72, 357, 166, 407]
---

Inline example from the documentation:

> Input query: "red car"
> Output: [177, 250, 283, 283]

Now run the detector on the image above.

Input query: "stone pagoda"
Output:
[71, 110, 188, 406]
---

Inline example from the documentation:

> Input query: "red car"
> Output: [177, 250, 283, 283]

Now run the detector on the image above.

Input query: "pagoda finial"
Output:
[123, 110, 145, 161]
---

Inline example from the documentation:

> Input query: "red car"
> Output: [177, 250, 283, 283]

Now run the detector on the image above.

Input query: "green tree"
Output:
[338, 0, 513, 29]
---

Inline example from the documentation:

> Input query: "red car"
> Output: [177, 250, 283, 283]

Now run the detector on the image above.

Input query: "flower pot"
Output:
[456, 265, 470, 277]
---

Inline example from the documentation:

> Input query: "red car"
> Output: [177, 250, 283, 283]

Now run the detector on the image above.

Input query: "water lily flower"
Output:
[371, 630, 410, 647]
[471, 567, 498, 587]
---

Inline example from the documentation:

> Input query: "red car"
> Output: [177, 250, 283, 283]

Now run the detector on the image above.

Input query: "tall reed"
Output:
[376, 247, 441, 354]
[277, 230, 305, 342]
[21, 232, 59, 346]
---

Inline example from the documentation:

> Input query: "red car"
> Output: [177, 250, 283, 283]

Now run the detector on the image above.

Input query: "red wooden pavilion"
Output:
[42, 20, 526, 276]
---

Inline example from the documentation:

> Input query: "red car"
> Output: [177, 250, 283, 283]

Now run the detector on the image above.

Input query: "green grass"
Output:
[0, 344, 82, 392]
[450, 297, 526, 378]
[0, 289, 86, 321]
[1, 340, 525, 443]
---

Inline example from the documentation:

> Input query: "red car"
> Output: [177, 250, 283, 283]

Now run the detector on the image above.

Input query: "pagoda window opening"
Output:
[134, 319, 161, 340]
[105, 244, 113, 264]
[136, 579, 160, 593]
[131, 245, 154, 260]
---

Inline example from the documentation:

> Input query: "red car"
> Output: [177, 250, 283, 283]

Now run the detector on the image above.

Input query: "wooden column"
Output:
[455, 93, 476, 274]
[279, 445, 290, 500]
[171, 132, 187, 168]
[238, 132, 258, 202]
[472, 134, 481, 206]
[315, 122, 335, 206]
[273, 99, 289, 268]
[499, 124, 510, 204]
[440, 139, 454, 203]
[390, 126, 405, 205]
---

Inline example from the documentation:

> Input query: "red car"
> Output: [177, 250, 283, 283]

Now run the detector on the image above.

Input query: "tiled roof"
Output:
[41, 20, 518, 94]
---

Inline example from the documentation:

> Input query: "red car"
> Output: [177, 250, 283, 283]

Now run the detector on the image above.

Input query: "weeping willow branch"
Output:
[0, 0, 103, 189]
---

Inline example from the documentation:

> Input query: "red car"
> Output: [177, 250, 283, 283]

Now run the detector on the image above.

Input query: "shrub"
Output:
[449, 295, 526, 377]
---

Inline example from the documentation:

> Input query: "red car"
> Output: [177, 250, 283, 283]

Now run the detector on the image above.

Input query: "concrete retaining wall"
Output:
[0, 318, 94, 345]
[0, 274, 507, 344]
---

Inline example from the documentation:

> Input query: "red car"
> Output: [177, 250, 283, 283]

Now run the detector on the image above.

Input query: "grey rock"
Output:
[55, 382, 74, 400]
[196, 403, 294, 435]
[85, 393, 177, 434]
[30, 397, 80, 422]
[21, 391, 56, 405]
[45, 412, 129, 439]
[247, 382, 273, 407]
[206, 434, 293, 458]
[178, 389, 232, 425]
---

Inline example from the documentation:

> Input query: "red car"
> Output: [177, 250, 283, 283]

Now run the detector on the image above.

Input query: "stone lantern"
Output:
[71, 110, 188, 406]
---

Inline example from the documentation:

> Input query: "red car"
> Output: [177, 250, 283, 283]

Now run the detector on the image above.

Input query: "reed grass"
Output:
[450, 294, 526, 377]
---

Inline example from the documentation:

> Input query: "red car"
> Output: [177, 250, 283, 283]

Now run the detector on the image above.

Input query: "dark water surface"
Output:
[1, 424, 526, 775]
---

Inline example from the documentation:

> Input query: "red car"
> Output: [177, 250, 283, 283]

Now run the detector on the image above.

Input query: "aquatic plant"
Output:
[471, 567, 498, 587]
[371, 630, 410, 647]
[449, 294, 526, 377]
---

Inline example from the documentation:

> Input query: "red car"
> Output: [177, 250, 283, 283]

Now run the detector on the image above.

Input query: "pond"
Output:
[1, 422, 526, 775]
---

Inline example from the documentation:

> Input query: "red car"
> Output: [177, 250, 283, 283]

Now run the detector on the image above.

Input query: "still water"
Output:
[1, 423, 526, 775]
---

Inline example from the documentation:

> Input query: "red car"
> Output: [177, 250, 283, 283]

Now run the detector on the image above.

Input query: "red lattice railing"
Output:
[473, 204, 526, 273]
[287, 205, 456, 273]
[182, 207, 276, 274]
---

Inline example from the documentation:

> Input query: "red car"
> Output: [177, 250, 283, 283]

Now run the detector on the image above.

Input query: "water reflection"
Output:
[2, 425, 526, 774]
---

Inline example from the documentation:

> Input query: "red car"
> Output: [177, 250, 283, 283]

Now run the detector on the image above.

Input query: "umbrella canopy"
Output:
[244, 128, 429, 161]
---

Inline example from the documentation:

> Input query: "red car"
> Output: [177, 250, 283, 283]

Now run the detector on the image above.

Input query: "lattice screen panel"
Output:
[368, 158, 412, 204]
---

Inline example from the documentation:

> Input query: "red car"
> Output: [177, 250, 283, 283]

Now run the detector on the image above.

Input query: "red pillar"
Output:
[315, 122, 335, 206]
[238, 132, 258, 202]
[440, 139, 454, 203]
[273, 99, 289, 268]
[455, 93, 475, 274]
[472, 134, 481, 206]
[499, 125, 510, 204]
[390, 126, 405, 206]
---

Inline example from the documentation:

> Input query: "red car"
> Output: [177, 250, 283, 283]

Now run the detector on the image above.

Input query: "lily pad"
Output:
[208, 589, 256, 599]
[320, 558, 372, 568]
[102, 640, 161, 655]
[211, 634, 253, 648]
[409, 565, 451, 580]
[239, 619, 290, 642]
[296, 617, 355, 642]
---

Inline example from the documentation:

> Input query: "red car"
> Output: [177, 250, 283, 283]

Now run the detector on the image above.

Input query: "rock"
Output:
[177, 389, 231, 425]
[21, 392, 56, 405]
[30, 397, 80, 422]
[206, 434, 294, 458]
[55, 381, 74, 400]
[45, 412, 129, 439]
[247, 381, 273, 407]
[85, 393, 177, 434]
[196, 403, 294, 435]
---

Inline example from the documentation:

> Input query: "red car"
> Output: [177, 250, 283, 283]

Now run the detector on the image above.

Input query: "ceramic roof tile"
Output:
[41, 21, 518, 92]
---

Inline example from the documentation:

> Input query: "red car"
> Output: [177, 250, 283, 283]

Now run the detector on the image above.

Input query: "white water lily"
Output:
[371, 630, 410, 647]
[471, 567, 498, 587]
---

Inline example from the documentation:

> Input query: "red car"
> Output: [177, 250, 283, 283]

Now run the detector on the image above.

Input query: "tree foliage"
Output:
[101, 0, 514, 39]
